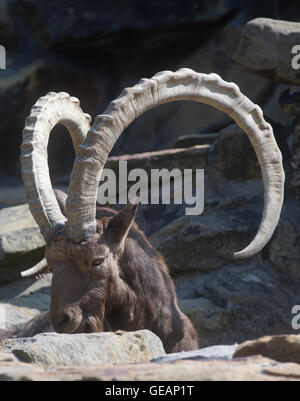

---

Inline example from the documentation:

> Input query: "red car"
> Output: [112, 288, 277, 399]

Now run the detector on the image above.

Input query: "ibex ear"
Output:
[54, 189, 67, 217]
[105, 202, 138, 250]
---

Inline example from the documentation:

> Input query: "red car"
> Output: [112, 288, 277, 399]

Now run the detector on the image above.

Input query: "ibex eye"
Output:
[93, 258, 104, 267]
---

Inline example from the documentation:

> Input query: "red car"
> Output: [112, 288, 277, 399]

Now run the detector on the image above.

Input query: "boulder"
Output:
[234, 18, 300, 85]
[0, 204, 45, 271]
[286, 117, 300, 192]
[151, 344, 238, 362]
[174, 260, 300, 348]
[14, 0, 238, 48]
[0, 355, 298, 381]
[1, 330, 165, 367]
[0, 0, 17, 46]
[173, 134, 219, 148]
[279, 88, 300, 115]
[106, 145, 209, 176]
[269, 219, 300, 280]
[150, 197, 261, 273]
[234, 335, 300, 364]
[212, 124, 260, 181]
[0, 60, 99, 177]
[0, 303, 41, 330]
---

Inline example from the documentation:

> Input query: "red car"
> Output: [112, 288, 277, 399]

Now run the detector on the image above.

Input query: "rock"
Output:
[174, 260, 300, 348]
[234, 335, 300, 364]
[0, 274, 51, 309]
[1, 330, 165, 367]
[212, 123, 260, 181]
[150, 197, 261, 273]
[151, 344, 238, 362]
[0, 204, 45, 270]
[287, 117, 300, 192]
[174, 134, 219, 148]
[0, 303, 41, 330]
[111, 13, 274, 157]
[0, 352, 13, 362]
[0, 7, 280, 176]
[0, 60, 99, 177]
[14, 0, 237, 48]
[0, 183, 27, 208]
[0, 0, 17, 46]
[234, 18, 300, 85]
[269, 219, 300, 280]
[279, 88, 300, 115]
[106, 145, 209, 175]
[0, 355, 297, 381]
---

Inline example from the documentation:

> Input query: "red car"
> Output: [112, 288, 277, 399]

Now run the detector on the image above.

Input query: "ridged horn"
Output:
[66, 68, 284, 259]
[20, 92, 91, 241]
[21, 258, 51, 278]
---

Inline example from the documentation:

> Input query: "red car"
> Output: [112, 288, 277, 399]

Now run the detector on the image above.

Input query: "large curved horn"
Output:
[20, 92, 91, 241]
[66, 68, 284, 259]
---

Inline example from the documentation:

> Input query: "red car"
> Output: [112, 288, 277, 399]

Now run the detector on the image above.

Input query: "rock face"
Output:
[151, 344, 239, 362]
[0, 2, 287, 178]
[0, 355, 300, 381]
[212, 124, 260, 181]
[234, 18, 300, 85]
[1, 330, 165, 367]
[234, 335, 300, 364]
[0, 204, 45, 272]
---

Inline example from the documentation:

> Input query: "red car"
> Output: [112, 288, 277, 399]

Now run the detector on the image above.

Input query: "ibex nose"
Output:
[51, 308, 81, 334]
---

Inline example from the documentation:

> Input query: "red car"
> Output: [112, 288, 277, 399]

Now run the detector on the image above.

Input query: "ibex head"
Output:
[20, 69, 285, 335]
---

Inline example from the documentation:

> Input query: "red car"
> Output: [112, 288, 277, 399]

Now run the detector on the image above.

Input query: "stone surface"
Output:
[151, 344, 238, 363]
[175, 260, 300, 348]
[286, 116, 300, 193]
[0, 330, 165, 367]
[0, 204, 45, 269]
[0, 303, 41, 331]
[234, 335, 300, 364]
[234, 18, 300, 85]
[269, 219, 300, 280]
[279, 88, 300, 116]
[15, 0, 238, 48]
[150, 197, 261, 273]
[174, 134, 219, 148]
[0, 0, 17, 46]
[0, 356, 299, 381]
[212, 123, 260, 181]
[0, 5, 285, 178]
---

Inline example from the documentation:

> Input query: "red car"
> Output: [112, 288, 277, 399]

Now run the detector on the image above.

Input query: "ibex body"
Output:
[0, 69, 285, 353]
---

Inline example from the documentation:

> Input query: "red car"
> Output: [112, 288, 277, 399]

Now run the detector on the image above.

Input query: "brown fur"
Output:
[1, 192, 198, 353]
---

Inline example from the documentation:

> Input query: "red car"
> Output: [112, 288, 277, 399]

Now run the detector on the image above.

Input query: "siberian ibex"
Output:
[0, 69, 285, 353]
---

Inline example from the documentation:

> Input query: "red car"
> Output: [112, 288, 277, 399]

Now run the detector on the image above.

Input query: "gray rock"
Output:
[0, 0, 17, 46]
[287, 116, 300, 193]
[0, 354, 290, 381]
[234, 18, 300, 85]
[0, 204, 45, 270]
[174, 261, 300, 348]
[151, 344, 238, 363]
[0, 303, 41, 330]
[150, 196, 261, 274]
[279, 88, 300, 115]
[269, 219, 300, 280]
[174, 134, 219, 148]
[1, 330, 165, 366]
[212, 124, 260, 181]
[14, 0, 237, 48]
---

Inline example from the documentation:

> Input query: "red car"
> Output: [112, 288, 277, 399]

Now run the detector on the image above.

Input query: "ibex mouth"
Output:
[51, 308, 82, 334]
[72, 315, 103, 334]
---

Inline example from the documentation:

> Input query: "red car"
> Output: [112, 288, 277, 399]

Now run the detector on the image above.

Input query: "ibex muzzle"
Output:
[19, 69, 285, 352]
